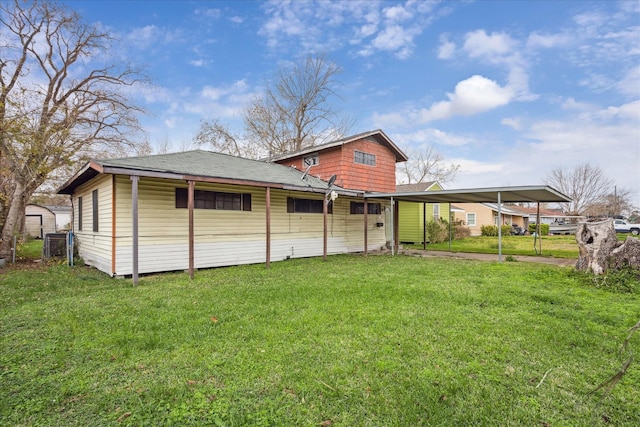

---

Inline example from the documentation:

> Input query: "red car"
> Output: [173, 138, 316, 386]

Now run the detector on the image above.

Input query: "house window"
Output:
[92, 189, 99, 232]
[303, 154, 319, 167]
[287, 197, 332, 214]
[433, 203, 440, 219]
[350, 202, 381, 215]
[78, 196, 83, 231]
[466, 213, 476, 226]
[354, 150, 376, 166]
[175, 188, 251, 211]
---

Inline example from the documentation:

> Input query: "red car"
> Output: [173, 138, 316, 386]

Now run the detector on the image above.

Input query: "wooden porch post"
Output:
[323, 195, 328, 261]
[265, 187, 271, 268]
[131, 175, 139, 286]
[394, 198, 399, 255]
[188, 180, 195, 279]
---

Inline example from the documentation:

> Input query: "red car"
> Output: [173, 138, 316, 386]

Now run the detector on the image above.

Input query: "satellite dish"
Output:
[327, 174, 337, 188]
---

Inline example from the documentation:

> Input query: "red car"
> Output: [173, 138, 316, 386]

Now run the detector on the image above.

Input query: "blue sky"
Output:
[67, 0, 639, 205]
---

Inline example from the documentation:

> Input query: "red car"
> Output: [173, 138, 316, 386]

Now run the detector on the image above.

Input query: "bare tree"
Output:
[192, 118, 261, 158]
[243, 54, 353, 156]
[544, 164, 614, 215]
[0, 0, 145, 258]
[583, 187, 635, 218]
[397, 146, 460, 185]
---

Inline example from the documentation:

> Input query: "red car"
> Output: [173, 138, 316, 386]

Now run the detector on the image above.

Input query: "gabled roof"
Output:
[396, 181, 438, 192]
[268, 129, 409, 163]
[58, 150, 359, 196]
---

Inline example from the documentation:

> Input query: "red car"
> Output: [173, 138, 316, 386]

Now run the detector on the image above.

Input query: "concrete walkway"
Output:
[391, 248, 577, 267]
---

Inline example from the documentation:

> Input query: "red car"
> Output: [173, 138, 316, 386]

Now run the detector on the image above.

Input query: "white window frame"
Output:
[303, 154, 319, 167]
[433, 203, 440, 219]
[466, 212, 476, 226]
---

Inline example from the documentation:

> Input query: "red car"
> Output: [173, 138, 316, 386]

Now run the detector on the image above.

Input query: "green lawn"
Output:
[411, 235, 580, 258]
[1, 254, 639, 426]
[411, 234, 638, 259]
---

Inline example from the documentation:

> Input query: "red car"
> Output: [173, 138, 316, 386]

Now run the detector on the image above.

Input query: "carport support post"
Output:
[131, 175, 139, 286]
[448, 203, 452, 252]
[498, 191, 502, 262]
[188, 180, 195, 279]
[423, 202, 427, 250]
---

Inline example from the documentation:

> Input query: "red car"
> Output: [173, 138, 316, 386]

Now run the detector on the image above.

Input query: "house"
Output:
[395, 182, 450, 244]
[453, 203, 527, 236]
[57, 130, 407, 278]
[24, 204, 58, 239]
[270, 129, 408, 193]
[46, 205, 72, 231]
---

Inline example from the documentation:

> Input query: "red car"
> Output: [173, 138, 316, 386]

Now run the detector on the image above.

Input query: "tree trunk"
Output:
[0, 179, 27, 259]
[576, 219, 640, 274]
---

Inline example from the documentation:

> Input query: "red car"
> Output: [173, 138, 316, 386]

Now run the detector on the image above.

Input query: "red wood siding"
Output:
[275, 138, 397, 192]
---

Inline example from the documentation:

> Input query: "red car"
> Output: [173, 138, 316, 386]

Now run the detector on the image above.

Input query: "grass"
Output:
[411, 235, 580, 258]
[1, 251, 639, 426]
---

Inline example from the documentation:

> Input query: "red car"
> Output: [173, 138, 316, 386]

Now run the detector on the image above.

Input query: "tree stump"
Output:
[576, 219, 640, 274]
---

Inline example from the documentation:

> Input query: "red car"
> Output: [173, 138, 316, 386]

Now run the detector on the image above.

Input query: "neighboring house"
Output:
[453, 203, 526, 236]
[506, 205, 578, 225]
[24, 204, 58, 239]
[58, 132, 404, 277]
[270, 129, 408, 193]
[396, 182, 450, 244]
[45, 205, 72, 231]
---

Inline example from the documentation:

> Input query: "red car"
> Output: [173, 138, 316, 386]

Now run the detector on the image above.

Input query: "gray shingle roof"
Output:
[396, 182, 437, 192]
[59, 150, 345, 194]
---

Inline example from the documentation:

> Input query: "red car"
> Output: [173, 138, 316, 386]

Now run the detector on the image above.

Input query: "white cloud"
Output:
[395, 128, 476, 147]
[370, 24, 421, 59]
[526, 32, 572, 49]
[437, 35, 456, 59]
[463, 30, 516, 59]
[260, 0, 438, 59]
[501, 117, 522, 131]
[383, 5, 413, 23]
[617, 66, 640, 97]
[372, 74, 516, 127]
[418, 75, 514, 122]
[201, 80, 249, 101]
[126, 25, 161, 49]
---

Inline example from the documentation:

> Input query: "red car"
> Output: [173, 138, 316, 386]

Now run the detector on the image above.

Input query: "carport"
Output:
[363, 185, 572, 261]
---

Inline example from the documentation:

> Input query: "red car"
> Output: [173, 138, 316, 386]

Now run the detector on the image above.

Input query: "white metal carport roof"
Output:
[363, 185, 572, 260]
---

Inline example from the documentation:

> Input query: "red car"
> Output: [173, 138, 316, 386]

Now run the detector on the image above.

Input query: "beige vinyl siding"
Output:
[63, 174, 390, 277]
[73, 174, 113, 274]
[107, 176, 387, 276]
[454, 203, 494, 236]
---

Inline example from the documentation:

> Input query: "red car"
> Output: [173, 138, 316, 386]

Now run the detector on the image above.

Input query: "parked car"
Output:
[614, 219, 640, 235]
[510, 224, 526, 235]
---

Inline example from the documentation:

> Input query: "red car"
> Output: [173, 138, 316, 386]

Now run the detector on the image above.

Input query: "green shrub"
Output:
[426, 219, 449, 243]
[529, 223, 549, 235]
[481, 225, 497, 236]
